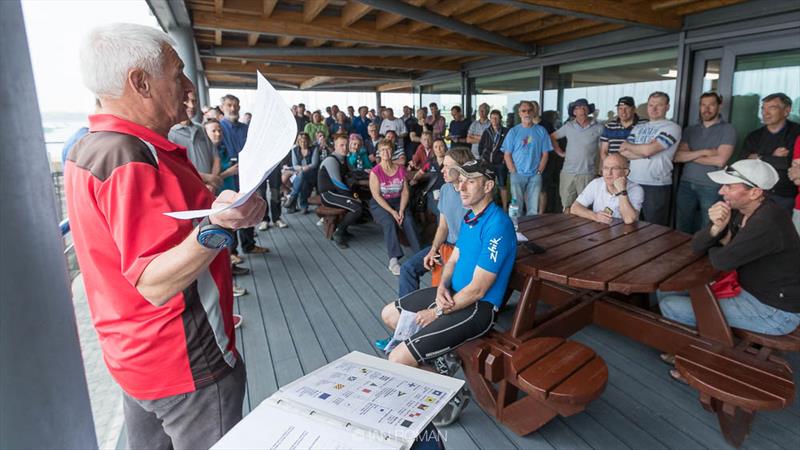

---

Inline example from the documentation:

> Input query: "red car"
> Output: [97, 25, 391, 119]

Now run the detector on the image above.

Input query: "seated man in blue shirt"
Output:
[380, 160, 517, 370]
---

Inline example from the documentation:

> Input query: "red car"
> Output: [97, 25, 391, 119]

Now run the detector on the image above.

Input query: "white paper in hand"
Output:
[165, 72, 296, 219]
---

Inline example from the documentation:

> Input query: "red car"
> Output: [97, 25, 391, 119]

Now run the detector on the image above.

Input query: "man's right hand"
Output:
[773, 147, 790, 157]
[708, 201, 731, 236]
[209, 190, 267, 230]
[593, 211, 613, 224]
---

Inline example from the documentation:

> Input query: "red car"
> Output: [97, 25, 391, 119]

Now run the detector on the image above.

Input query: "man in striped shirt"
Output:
[599, 96, 646, 161]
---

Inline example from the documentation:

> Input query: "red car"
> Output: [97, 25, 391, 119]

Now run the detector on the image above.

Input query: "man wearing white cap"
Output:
[658, 159, 800, 337]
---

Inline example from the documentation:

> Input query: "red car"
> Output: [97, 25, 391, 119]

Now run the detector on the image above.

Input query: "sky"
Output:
[22, 0, 160, 115]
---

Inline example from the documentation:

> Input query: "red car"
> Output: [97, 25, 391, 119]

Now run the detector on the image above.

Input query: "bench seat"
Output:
[733, 325, 800, 353]
[315, 205, 346, 240]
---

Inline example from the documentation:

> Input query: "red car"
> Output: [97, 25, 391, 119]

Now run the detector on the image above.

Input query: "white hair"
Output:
[80, 23, 176, 99]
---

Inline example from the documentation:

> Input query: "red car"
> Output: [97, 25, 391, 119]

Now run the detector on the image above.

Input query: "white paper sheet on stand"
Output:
[516, 232, 528, 242]
[165, 72, 296, 219]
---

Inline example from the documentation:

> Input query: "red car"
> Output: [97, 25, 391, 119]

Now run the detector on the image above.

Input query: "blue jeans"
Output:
[290, 169, 316, 209]
[399, 245, 432, 298]
[510, 173, 542, 216]
[675, 179, 720, 234]
[657, 289, 800, 335]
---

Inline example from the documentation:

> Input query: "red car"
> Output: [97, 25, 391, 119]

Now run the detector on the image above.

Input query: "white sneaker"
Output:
[317, 218, 325, 226]
[232, 284, 247, 297]
[257, 221, 268, 231]
[275, 219, 288, 229]
[388, 257, 401, 276]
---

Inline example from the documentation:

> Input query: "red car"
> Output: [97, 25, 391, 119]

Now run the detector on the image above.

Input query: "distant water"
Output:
[41, 112, 89, 166]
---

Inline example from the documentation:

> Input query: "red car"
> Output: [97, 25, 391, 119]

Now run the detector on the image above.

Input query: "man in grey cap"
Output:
[658, 159, 800, 341]
[551, 98, 603, 211]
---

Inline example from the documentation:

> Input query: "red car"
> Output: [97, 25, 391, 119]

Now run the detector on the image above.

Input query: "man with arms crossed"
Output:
[571, 153, 644, 225]
[619, 91, 682, 226]
[65, 24, 266, 448]
[673, 92, 736, 233]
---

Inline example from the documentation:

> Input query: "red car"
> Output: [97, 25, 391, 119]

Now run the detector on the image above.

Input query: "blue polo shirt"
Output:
[219, 119, 248, 158]
[452, 202, 517, 308]
[501, 123, 552, 176]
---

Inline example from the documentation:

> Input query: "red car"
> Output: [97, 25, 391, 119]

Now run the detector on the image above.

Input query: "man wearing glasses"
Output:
[570, 153, 643, 224]
[502, 100, 553, 215]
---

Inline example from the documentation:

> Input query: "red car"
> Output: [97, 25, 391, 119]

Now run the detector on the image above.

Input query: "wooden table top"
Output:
[515, 214, 715, 294]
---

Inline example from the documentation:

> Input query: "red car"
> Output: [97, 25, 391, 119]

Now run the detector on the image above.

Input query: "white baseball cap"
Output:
[707, 159, 779, 190]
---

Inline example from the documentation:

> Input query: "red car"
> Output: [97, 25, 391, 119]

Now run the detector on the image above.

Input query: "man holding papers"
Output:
[65, 24, 265, 449]
[380, 160, 517, 423]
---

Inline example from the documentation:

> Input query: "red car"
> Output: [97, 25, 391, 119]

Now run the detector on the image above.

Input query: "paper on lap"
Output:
[165, 72, 296, 219]
[384, 310, 422, 354]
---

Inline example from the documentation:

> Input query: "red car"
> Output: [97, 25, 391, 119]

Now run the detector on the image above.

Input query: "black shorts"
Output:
[395, 287, 496, 364]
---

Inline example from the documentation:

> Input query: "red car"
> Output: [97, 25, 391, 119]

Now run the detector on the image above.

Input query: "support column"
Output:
[170, 25, 201, 121]
[375, 91, 382, 113]
[0, 1, 97, 448]
[196, 70, 210, 109]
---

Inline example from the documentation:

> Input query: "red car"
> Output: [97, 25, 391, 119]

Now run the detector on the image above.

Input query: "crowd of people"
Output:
[61, 22, 799, 449]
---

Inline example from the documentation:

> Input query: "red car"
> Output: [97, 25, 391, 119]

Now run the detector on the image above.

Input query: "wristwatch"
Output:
[615, 190, 628, 197]
[434, 306, 444, 317]
[196, 217, 235, 249]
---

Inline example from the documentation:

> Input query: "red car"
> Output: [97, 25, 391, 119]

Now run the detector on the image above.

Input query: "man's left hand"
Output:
[415, 309, 437, 327]
[209, 190, 267, 230]
[773, 147, 789, 157]
[612, 176, 627, 194]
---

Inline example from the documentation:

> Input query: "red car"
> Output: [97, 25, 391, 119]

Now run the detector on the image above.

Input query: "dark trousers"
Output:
[640, 184, 672, 226]
[123, 360, 246, 450]
[369, 197, 421, 259]
[675, 179, 720, 234]
[399, 245, 432, 297]
[320, 191, 363, 232]
[260, 173, 282, 223]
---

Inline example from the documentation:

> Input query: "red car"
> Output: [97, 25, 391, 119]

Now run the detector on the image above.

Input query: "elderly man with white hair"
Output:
[64, 23, 265, 449]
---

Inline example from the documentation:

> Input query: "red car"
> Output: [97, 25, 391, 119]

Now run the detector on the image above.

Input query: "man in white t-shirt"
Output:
[619, 91, 681, 226]
[379, 107, 408, 149]
[571, 153, 644, 224]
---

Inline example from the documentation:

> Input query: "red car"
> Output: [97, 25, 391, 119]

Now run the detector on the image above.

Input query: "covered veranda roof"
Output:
[147, 0, 747, 93]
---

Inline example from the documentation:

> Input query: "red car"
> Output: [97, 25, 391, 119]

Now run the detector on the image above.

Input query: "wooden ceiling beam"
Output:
[192, 10, 519, 54]
[203, 60, 410, 80]
[377, 81, 413, 92]
[374, 0, 428, 29]
[262, 0, 277, 16]
[305, 39, 327, 47]
[408, 0, 482, 33]
[247, 32, 259, 46]
[539, 23, 624, 44]
[341, 2, 372, 26]
[213, 54, 459, 71]
[214, 29, 223, 45]
[214, 0, 224, 15]
[301, 76, 335, 90]
[506, 15, 574, 37]
[276, 36, 294, 47]
[484, 0, 681, 30]
[303, 0, 330, 23]
[650, 0, 694, 10]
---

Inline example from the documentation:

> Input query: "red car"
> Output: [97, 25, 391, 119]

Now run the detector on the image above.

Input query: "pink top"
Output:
[371, 164, 406, 199]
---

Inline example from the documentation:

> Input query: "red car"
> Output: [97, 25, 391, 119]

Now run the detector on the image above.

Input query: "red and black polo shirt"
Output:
[65, 114, 236, 400]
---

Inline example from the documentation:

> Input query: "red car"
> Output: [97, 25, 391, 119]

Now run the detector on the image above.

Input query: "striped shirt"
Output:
[600, 116, 647, 153]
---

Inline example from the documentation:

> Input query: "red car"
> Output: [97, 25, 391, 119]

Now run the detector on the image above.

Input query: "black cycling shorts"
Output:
[395, 287, 496, 364]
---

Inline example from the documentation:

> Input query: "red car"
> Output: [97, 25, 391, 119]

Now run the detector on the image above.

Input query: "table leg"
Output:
[701, 393, 755, 448]
[687, 284, 735, 347]
[510, 277, 541, 339]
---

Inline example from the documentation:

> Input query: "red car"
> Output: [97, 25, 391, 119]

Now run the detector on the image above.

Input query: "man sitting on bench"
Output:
[318, 135, 363, 248]
[379, 160, 517, 420]
[658, 159, 800, 339]
[570, 153, 644, 225]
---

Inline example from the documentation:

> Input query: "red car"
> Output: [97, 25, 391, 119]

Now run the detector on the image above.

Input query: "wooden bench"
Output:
[315, 205, 346, 240]
[458, 335, 608, 436]
[307, 195, 321, 206]
[734, 325, 800, 355]
[675, 344, 795, 448]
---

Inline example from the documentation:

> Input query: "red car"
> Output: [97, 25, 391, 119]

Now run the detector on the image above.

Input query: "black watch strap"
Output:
[616, 190, 628, 197]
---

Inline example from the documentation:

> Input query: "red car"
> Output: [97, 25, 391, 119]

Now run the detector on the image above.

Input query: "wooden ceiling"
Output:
[185, 0, 747, 91]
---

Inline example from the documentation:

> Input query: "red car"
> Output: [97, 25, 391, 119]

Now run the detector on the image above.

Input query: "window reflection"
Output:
[420, 80, 462, 122]
[470, 70, 540, 126]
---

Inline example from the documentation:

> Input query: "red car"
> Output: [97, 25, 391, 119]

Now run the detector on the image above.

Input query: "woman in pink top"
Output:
[369, 139, 422, 275]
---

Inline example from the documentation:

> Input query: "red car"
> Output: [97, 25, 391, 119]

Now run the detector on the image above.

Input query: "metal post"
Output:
[170, 25, 200, 121]
[196, 70, 210, 109]
[0, 2, 97, 448]
[375, 91, 382, 113]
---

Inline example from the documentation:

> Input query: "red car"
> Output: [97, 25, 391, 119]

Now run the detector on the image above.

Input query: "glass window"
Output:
[729, 49, 800, 160]
[544, 48, 679, 124]
[380, 92, 415, 116]
[420, 79, 462, 122]
[470, 69, 540, 126]
[702, 59, 721, 93]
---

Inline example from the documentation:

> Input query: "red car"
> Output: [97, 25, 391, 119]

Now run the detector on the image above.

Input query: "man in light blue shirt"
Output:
[502, 100, 552, 215]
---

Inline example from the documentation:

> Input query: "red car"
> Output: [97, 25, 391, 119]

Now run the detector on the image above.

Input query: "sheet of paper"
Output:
[166, 72, 296, 219]
[212, 400, 398, 450]
[516, 232, 529, 242]
[384, 310, 422, 354]
[278, 352, 462, 445]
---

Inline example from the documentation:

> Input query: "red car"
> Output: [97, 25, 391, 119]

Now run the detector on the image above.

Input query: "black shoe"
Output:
[300, 207, 309, 215]
[434, 353, 461, 377]
[231, 265, 250, 276]
[283, 195, 297, 209]
[333, 230, 349, 249]
[286, 205, 299, 214]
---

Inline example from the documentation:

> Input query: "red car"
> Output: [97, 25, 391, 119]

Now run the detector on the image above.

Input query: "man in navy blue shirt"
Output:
[381, 159, 516, 368]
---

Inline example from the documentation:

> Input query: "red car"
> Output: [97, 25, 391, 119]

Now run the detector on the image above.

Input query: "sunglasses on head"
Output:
[724, 166, 757, 188]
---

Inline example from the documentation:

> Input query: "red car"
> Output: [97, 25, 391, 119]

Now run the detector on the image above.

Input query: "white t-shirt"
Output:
[379, 118, 408, 148]
[575, 177, 644, 218]
[626, 119, 682, 186]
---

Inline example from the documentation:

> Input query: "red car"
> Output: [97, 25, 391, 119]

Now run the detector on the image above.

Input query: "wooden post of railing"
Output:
[0, 2, 97, 448]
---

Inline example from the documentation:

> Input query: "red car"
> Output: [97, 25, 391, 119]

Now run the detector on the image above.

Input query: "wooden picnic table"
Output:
[457, 214, 795, 448]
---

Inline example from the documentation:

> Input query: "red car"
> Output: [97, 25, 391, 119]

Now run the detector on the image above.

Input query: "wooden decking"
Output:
[233, 211, 800, 450]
